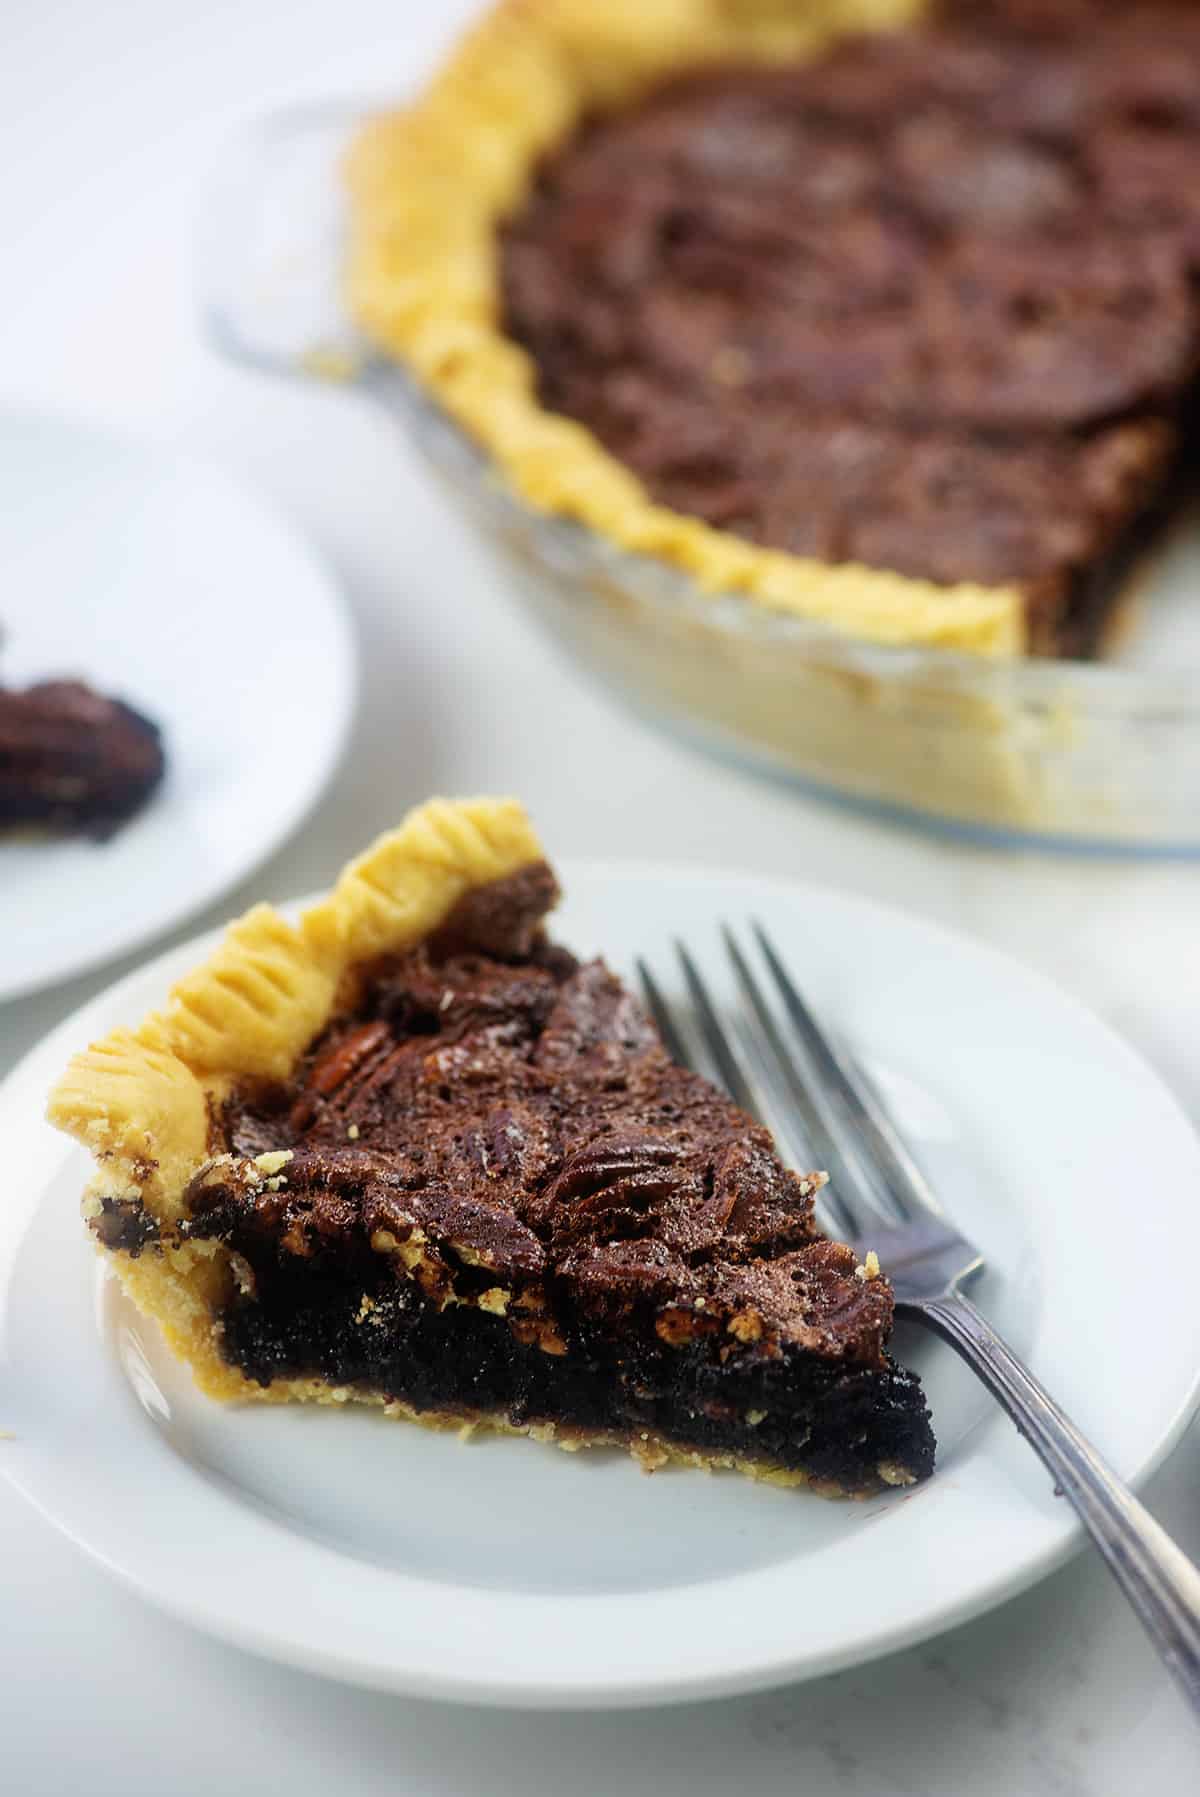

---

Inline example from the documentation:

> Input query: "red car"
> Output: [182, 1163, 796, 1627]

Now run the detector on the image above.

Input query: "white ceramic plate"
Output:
[3, 863, 1199, 1708]
[0, 408, 355, 1000]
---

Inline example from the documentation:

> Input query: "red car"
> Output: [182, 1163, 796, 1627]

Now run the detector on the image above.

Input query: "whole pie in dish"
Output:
[346, 0, 1200, 659]
[49, 798, 935, 1496]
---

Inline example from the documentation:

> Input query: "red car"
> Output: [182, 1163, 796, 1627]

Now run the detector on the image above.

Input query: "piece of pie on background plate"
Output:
[0, 678, 165, 838]
[48, 797, 934, 1497]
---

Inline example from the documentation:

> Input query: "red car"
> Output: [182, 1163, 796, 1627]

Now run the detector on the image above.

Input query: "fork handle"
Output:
[914, 1293, 1200, 1720]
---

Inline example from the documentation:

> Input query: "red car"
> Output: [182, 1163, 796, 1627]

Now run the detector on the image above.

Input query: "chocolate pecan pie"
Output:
[49, 798, 934, 1496]
[0, 679, 164, 837]
[348, 0, 1200, 658]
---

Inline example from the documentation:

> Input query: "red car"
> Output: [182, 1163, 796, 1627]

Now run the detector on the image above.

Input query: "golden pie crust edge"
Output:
[344, 0, 1025, 658]
[45, 796, 546, 1402]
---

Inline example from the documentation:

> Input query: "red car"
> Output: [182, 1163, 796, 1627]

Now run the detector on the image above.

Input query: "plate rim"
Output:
[0, 404, 358, 1002]
[3, 858, 1199, 1707]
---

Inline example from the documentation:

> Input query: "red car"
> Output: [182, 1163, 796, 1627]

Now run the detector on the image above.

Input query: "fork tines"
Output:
[638, 923, 946, 1248]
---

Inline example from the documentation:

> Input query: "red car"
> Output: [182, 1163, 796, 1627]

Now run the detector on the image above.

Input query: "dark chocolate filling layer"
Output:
[175, 867, 934, 1492]
[499, 4, 1200, 656]
[211, 1241, 934, 1491]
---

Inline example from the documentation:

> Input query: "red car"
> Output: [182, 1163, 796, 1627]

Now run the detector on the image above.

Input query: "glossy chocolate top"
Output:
[499, 5, 1200, 646]
[209, 868, 894, 1366]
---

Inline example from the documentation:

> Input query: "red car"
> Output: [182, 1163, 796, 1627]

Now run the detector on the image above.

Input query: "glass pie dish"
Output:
[200, 103, 1200, 855]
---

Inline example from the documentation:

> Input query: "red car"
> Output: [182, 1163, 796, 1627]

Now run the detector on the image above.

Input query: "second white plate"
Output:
[2, 861, 1199, 1706]
[0, 407, 356, 1000]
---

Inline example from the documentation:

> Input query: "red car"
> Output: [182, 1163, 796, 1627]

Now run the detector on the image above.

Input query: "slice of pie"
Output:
[49, 798, 934, 1496]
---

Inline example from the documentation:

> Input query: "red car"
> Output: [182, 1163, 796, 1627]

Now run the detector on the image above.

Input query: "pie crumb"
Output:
[253, 1150, 293, 1177]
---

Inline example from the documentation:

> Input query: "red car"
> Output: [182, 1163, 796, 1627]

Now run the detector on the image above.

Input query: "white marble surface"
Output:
[2, 2, 1198, 1789]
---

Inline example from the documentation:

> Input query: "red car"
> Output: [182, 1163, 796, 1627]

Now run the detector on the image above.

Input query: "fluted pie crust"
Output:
[345, 0, 1024, 657]
[49, 796, 934, 1493]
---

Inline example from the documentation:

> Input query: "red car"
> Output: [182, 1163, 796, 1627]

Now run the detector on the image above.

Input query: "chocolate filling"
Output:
[165, 867, 934, 1493]
[499, 3, 1200, 656]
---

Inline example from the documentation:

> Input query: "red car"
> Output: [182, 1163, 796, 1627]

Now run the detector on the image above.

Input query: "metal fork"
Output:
[638, 923, 1200, 1720]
